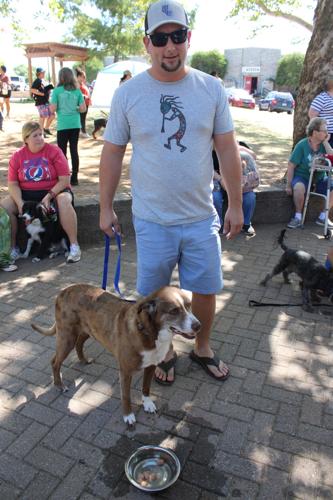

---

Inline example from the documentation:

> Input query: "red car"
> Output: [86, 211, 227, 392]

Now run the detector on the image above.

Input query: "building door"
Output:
[250, 77, 258, 94]
[244, 76, 258, 94]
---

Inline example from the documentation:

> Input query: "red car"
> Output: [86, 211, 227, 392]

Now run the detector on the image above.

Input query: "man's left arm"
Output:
[214, 131, 243, 239]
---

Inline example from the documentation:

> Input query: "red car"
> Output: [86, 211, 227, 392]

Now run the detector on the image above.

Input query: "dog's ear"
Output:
[137, 299, 158, 316]
[36, 203, 47, 217]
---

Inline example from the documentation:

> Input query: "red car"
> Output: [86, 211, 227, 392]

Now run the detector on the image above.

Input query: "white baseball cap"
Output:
[145, 0, 189, 35]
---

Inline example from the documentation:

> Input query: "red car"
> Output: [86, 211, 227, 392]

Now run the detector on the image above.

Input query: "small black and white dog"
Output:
[260, 229, 333, 311]
[20, 201, 69, 263]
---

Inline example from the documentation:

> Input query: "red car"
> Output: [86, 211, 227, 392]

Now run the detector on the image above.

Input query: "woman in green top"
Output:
[286, 117, 333, 229]
[50, 68, 86, 185]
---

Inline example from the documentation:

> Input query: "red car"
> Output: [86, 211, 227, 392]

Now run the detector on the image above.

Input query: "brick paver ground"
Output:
[1, 224, 333, 499]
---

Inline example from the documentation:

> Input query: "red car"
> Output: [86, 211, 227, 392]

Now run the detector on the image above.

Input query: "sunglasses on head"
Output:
[148, 28, 188, 47]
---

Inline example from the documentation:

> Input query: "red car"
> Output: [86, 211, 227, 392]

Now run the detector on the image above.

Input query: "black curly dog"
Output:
[260, 229, 333, 311]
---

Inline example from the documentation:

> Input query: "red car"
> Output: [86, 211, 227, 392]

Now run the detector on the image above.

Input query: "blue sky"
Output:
[0, 0, 313, 73]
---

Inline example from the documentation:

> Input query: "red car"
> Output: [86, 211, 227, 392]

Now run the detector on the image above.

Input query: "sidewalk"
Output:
[0, 223, 333, 499]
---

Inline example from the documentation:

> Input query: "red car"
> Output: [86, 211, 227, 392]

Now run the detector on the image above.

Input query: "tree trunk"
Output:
[293, 0, 333, 147]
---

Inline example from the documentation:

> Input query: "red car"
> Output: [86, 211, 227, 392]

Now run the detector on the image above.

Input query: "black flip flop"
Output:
[189, 350, 230, 381]
[154, 352, 177, 386]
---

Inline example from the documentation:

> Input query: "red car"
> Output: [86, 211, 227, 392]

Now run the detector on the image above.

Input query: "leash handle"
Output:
[102, 234, 111, 290]
[113, 231, 123, 296]
[101, 230, 123, 297]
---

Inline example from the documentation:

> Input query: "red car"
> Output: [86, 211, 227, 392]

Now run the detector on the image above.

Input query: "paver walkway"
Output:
[0, 224, 333, 499]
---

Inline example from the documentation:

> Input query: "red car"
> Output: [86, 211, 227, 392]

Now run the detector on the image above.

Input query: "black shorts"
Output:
[0, 90, 11, 99]
[21, 188, 74, 205]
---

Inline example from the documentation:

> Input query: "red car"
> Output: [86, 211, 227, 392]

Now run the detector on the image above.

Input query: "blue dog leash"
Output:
[102, 230, 123, 296]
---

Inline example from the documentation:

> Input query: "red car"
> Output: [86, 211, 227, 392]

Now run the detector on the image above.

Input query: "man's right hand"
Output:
[100, 207, 121, 236]
[286, 185, 292, 196]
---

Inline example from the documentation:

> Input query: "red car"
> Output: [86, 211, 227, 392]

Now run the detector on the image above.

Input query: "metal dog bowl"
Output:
[125, 445, 181, 492]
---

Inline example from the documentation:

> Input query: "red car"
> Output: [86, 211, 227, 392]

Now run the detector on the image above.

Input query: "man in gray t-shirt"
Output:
[100, 0, 243, 384]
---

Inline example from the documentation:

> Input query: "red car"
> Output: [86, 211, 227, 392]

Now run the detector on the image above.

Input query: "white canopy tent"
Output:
[91, 60, 150, 109]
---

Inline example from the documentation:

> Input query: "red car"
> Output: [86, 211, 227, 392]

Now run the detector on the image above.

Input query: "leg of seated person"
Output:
[0, 196, 19, 248]
[212, 185, 224, 228]
[293, 182, 306, 213]
[56, 192, 79, 246]
[242, 191, 256, 225]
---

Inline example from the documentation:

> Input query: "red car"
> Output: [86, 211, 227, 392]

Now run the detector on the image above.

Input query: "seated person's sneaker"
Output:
[10, 247, 20, 260]
[67, 244, 81, 263]
[2, 263, 18, 272]
[242, 224, 255, 235]
[316, 217, 333, 229]
[287, 217, 302, 229]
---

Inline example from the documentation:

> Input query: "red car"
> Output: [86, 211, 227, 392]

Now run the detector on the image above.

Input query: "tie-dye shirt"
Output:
[8, 143, 70, 191]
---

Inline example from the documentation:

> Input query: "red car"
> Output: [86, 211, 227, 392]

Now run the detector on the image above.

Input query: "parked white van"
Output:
[10, 75, 26, 91]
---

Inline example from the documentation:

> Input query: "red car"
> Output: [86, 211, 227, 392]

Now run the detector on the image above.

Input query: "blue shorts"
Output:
[133, 215, 223, 296]
[292, 175, 333, 194]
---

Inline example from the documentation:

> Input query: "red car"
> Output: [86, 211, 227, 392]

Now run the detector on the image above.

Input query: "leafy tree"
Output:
[228, 0, 314, 31]
[293, 0, 333, 145]
[13, 64, 29, 79]
[73, 55, 104, 82]
[275, 53, 304, 91]
[1, 0, 12, 16]
[190, 50, 227, 79]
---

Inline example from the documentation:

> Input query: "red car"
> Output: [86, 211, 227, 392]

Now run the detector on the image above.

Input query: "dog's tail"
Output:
[278, 229, 288, 251]
[31, 322, 56, 337]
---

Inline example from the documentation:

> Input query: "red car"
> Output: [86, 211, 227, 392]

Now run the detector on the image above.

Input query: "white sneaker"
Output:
[287, 217, 302, 229]
[67, 245, 81, 263]
[316, 217, 333, 229]
[80, 132, 90, 138]
[2, 264, 18, 272]
[10, 247, 20, 261]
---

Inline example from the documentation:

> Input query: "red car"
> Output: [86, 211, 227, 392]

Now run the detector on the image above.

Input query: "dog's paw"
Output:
[55, 384, 69, 393]
[123, 413, 136, 427]
[79, 357, 93, 365]
[259, 275, 269, 286]
[32, 257, 41, 263]
[142, 395, 157, 414]
[49, 252, 59, 259]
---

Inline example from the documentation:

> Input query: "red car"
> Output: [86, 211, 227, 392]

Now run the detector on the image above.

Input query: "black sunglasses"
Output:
[148, 28, 188, 47]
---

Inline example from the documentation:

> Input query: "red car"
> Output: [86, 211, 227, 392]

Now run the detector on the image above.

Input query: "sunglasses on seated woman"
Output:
[148, 28, 188, 47]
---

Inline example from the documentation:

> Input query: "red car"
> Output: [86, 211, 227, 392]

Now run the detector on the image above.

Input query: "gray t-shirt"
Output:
[104, 68, 234, 225]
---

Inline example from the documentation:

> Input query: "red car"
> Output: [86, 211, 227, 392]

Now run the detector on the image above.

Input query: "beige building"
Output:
[224, 47, 281, 95]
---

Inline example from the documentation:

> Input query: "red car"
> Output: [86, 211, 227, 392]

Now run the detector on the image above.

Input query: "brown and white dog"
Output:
[31, 285, 200, 426]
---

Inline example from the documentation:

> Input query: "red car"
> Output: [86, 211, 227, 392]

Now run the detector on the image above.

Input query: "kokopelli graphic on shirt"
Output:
[160, 94, 187, 152]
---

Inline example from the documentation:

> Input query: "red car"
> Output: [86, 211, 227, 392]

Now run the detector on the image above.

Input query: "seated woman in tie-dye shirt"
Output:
[0, 121, 81, 263]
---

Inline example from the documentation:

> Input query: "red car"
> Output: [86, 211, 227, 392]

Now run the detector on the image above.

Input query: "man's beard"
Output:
[161, 58, 181, 73]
